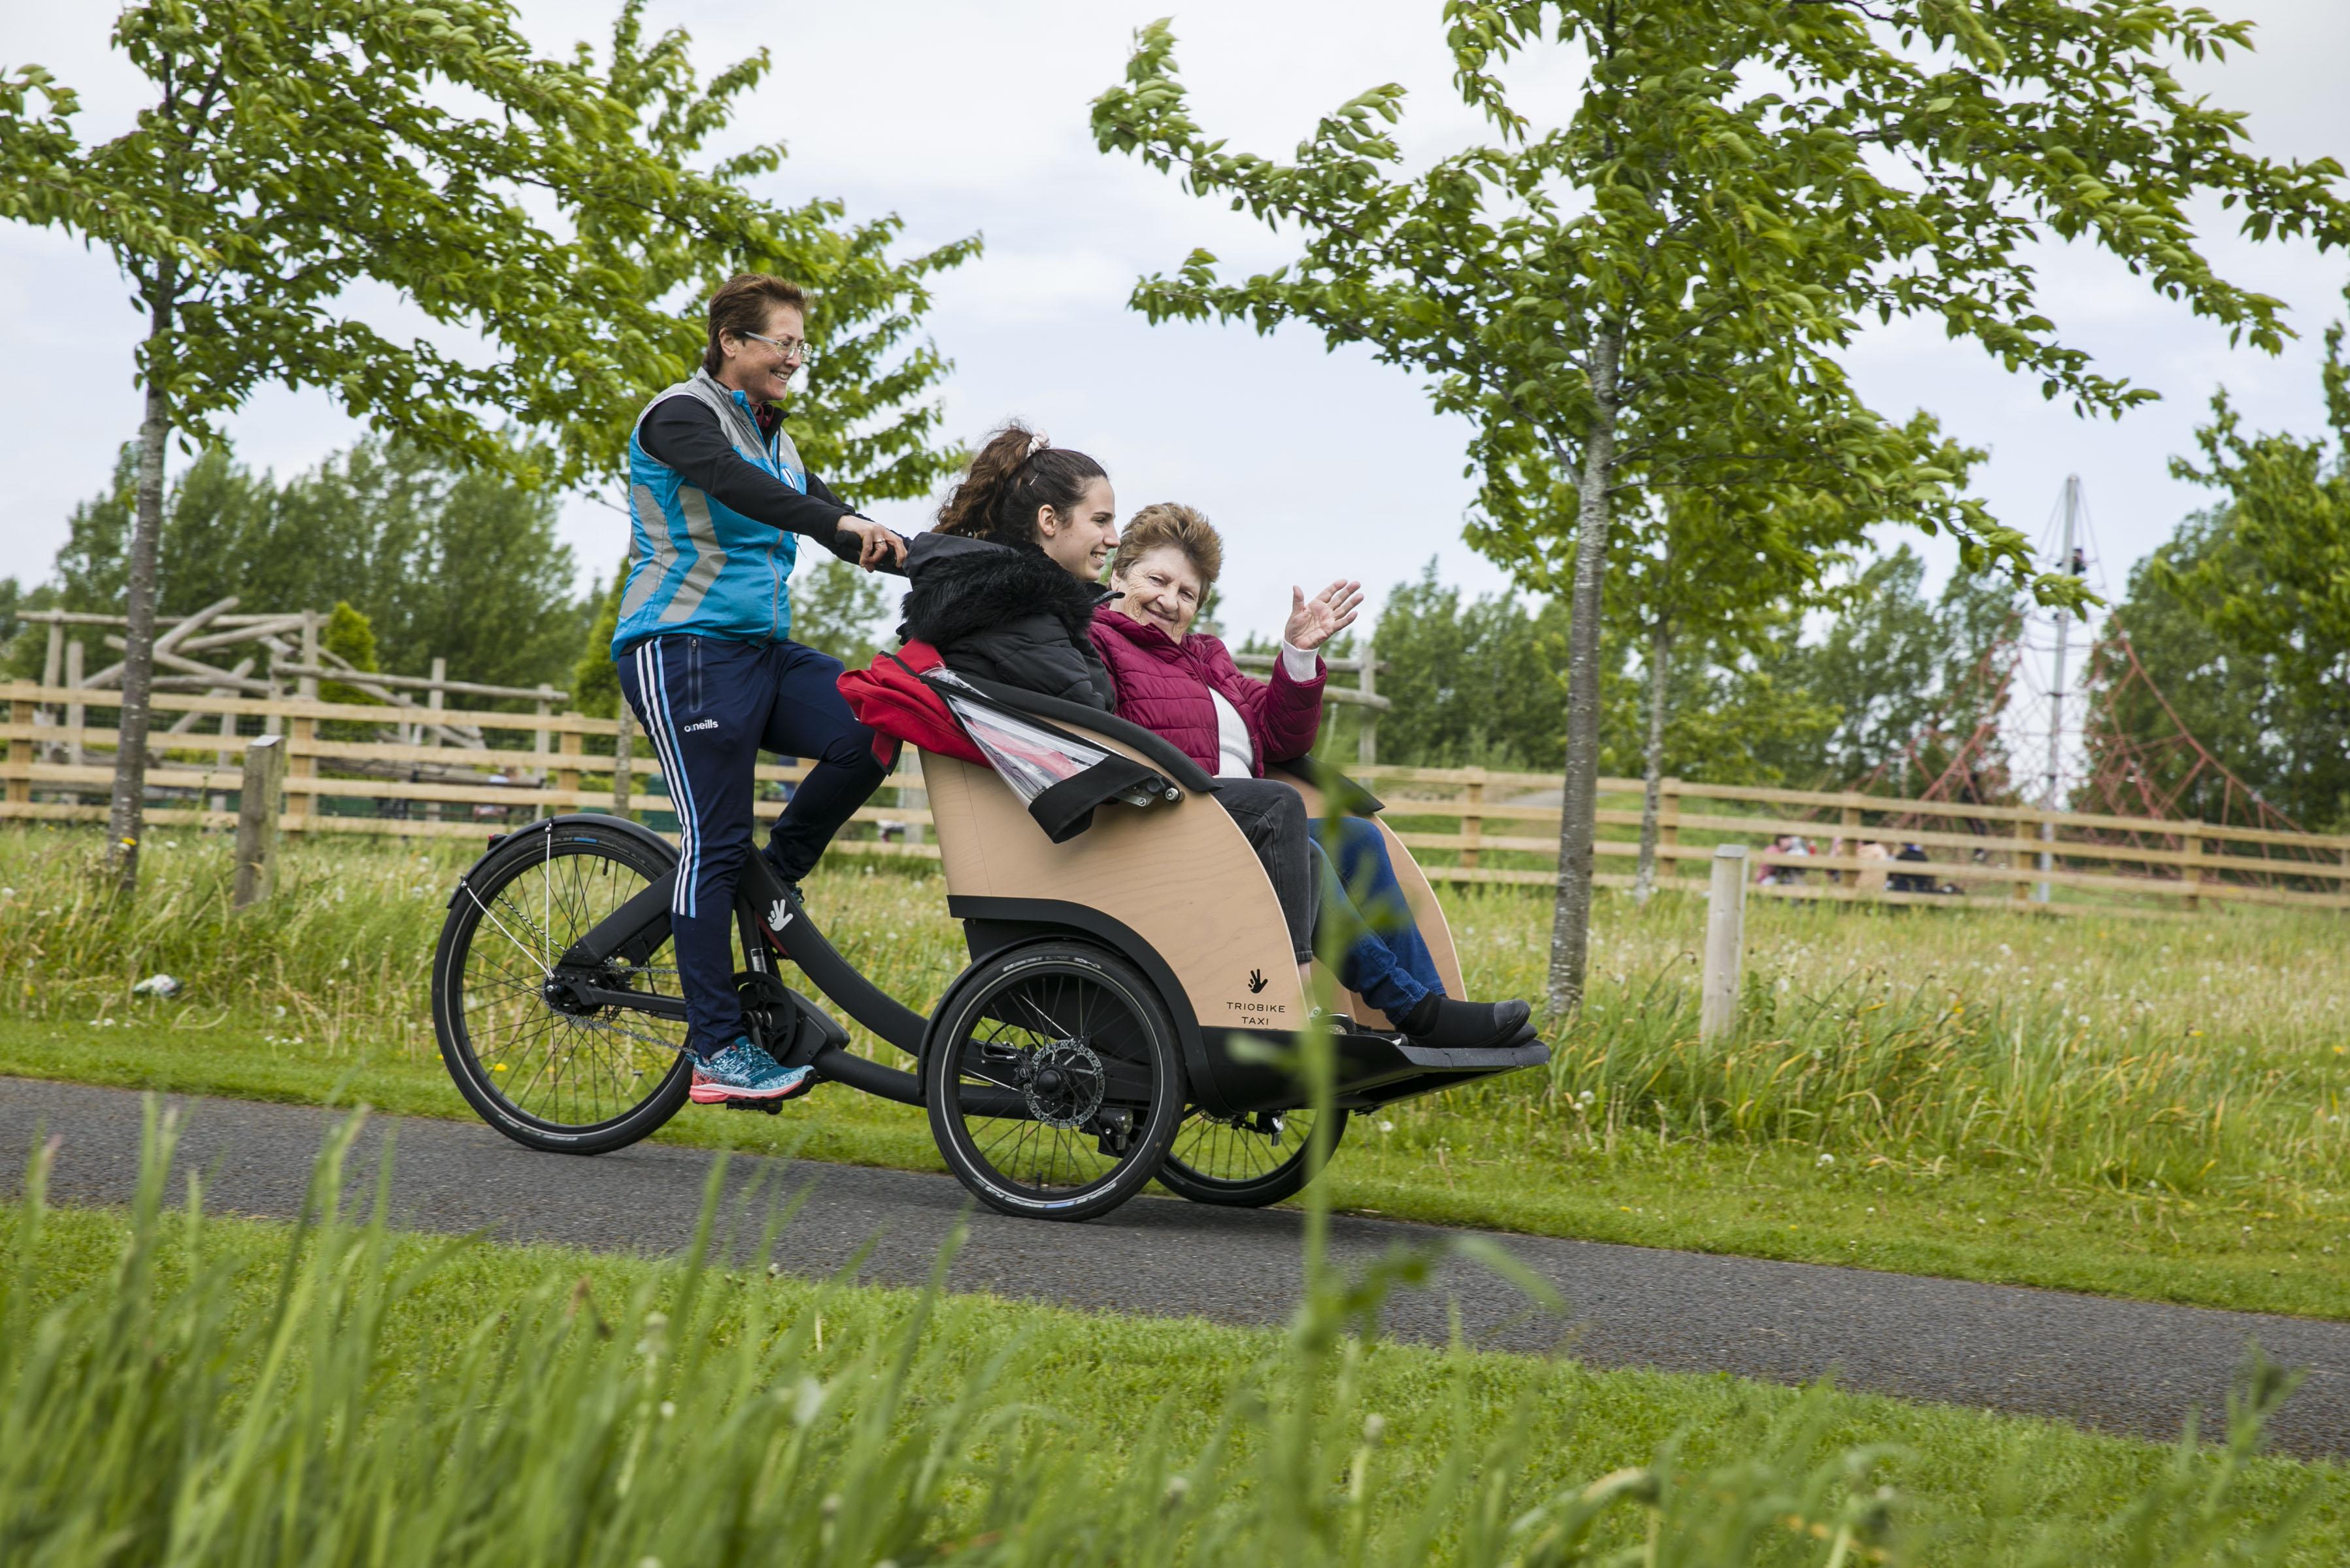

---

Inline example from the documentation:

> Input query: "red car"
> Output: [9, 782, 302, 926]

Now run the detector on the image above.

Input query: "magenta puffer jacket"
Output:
[1088, 609, 1326, 776]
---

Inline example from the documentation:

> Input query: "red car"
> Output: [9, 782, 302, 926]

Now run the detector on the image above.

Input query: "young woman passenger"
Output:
[898, 424, 1320, 971]
[1092, 505, 1531, 1050]
[896, 422, 1121, 706]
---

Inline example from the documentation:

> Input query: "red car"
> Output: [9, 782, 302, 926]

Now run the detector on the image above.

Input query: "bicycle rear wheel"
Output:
[431, 824, 747, 1154]
[1158, 1106, 1345, 1207]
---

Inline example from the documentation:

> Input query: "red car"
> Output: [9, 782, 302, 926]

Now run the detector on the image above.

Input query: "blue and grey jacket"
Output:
[611, 370, 859, 656]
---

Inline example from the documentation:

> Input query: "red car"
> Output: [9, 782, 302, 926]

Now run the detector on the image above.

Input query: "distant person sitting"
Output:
[1888, 842, 1932, 894]
[1757, 833, 1808, 886]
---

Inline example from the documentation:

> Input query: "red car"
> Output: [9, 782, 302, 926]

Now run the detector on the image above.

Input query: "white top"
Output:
[1211, 641, 1320, 778]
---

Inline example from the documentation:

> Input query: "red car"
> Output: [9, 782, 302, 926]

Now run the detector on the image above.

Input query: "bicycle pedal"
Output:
[723, 1096, 784, 1116]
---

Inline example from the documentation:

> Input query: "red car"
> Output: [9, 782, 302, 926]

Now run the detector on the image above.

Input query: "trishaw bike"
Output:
[430, 675, 1547, 1222]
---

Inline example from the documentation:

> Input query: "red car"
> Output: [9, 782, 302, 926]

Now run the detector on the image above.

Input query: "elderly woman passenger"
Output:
[1090, 504, 1530, 1050]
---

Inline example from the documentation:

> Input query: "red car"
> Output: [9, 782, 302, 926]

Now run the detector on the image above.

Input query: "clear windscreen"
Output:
[932, 675, 1169, 810]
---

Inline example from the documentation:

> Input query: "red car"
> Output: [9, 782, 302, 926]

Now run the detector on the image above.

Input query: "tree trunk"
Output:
[1632, 616, 1671, 904]
[105, 350, 172, 896]
[1544, 325, 1621, 1018]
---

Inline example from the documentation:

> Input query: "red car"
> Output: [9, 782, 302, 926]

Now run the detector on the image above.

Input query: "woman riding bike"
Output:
[614, 272, 908, 1107]
[1091, 504, 1530, 1050]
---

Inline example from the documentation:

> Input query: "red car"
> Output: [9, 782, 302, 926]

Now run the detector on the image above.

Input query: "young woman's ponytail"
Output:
[935, 422, 1105, 545]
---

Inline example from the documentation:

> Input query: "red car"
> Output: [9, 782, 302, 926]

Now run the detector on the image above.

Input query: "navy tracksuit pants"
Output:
[620, 634, 888, 1057]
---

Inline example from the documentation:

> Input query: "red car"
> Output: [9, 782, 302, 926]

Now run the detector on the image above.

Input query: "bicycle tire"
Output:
[1157, 1106, 1347, 1207]
[924, 941, 1186, 1222]
[430, 822, 751, 1154]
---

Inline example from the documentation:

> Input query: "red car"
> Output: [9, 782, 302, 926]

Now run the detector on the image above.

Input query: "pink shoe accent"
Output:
[689, 1068, 815, 1105]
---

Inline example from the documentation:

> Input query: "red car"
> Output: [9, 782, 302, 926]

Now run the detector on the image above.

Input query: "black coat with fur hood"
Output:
[896, 532, 1115, 709]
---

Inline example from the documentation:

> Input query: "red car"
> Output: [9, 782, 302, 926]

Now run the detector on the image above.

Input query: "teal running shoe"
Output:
[690, 1037, 814, 1105]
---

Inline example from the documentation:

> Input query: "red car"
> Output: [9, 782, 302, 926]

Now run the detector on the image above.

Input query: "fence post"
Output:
[2192, 832, 2215, 911]
[424, 657, 446, 823]
[287, 612, 318, 835]
[900, 753, 926, 847]
[611, 706, 634, 820]
[232, 734, 286, 909]
[1658, 778, 1680, 890]
[1838, 793, 1861, 886]
[1700, 844, 1748, 1044]
[285, 710, 314, 835]
[2011, 815, 2033, 903]
[39, 621, 62, 755]
[1460, 765, 1485, 871]
[558, 723, 582, 809]
[213, 698, 237, 817]
[533, 686, 555, 786]
[1356, 638, 1378, 769]
[5, 686, 31, 807]
[298, 611, 320, 699]
[65, 639, 85, 769]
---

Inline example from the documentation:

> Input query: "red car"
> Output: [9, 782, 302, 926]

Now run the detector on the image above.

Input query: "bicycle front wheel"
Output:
[430, 824, 745, 1154]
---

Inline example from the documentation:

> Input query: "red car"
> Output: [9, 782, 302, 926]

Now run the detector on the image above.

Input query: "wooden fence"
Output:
[7, 681, 2345, 914]
[1349, 763, 2350, 915]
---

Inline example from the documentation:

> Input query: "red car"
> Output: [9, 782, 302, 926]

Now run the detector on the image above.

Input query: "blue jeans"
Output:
[620, 634, 888, 1057]
[1309, 815, 1445, 1017]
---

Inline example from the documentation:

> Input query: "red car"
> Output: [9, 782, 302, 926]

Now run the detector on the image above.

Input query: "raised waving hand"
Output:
[1283, 578, 1364, 652]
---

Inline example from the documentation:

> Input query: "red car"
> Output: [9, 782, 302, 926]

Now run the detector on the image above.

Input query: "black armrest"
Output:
[950, 673, 1220, 795]
[1270, 752, 1384, 814]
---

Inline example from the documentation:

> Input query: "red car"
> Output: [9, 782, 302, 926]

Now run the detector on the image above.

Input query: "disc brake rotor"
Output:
[1018, 1039, 1105, 1129]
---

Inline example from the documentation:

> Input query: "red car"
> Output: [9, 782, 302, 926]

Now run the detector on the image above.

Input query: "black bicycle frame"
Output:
[548, 848, 1029, 1113]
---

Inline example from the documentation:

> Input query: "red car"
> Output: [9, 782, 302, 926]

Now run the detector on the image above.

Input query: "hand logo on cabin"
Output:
[1246, 969, 1269, 994]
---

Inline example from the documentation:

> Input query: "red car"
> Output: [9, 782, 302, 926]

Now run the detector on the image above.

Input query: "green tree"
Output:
[2165, 289, 2350, 715]
[50, 438, 590, 693]
[573, 558, 631, 722]
[1, 0, 971, 895]
[2100, 509, 2350, 830]
[0, 578, 55, 678]
[380, 457, 586, 692]
[1094, 3, 2343, 1014]
[317, 601, 378, 690]
[316, 599, 382, 741]
[789, 556, 891, 669]
[1362, 562, 1569, 769]
[1590, 418, 1981, 896]
[1757, 545, 2019, 791]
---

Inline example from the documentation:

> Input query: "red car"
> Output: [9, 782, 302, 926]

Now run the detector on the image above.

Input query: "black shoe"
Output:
[1401, 995, 1532, 1051]
[756, 845, 805, 906]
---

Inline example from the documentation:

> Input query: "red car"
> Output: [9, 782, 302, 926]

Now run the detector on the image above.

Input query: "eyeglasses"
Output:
[737, 329, 812, 364]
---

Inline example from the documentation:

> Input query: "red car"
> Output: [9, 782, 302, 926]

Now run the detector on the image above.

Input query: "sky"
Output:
[3, 0, 2345, 669]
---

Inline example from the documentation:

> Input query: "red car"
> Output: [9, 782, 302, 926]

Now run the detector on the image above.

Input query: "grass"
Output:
[5, 1109, 2343, 1565]
[3, 826, 2345, 1318]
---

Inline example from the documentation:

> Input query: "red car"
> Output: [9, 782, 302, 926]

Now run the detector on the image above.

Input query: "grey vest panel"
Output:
[632, 370, 807, 486]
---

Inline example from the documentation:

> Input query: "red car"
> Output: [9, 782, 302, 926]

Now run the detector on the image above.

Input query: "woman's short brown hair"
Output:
[1111, 503, 1224, 586]
[703, 273, 807, 376]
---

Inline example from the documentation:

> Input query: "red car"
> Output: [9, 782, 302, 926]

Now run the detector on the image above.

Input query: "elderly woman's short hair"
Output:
[1110, 503, 1224, 585]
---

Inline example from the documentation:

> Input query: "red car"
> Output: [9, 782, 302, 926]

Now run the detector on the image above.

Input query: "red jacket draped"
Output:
[1088, 608, 1326, 777]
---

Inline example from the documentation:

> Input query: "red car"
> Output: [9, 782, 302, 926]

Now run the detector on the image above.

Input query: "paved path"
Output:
[5, 1076, 2345, 1458]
